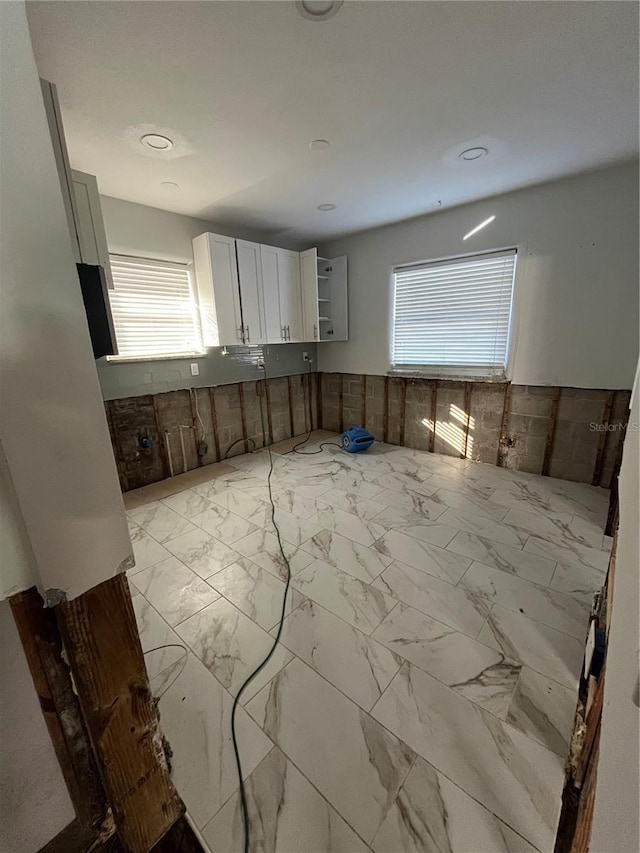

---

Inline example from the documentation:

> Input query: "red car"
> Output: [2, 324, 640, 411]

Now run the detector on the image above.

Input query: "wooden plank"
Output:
[265, 378, 274, 445]
[188, 389, 202, 467]
[592, 391, 615, 486]
[316, 371, 323, 430]
[462, 382, 473, 459]
[399, 378, 407, 447]
[542, 387, 561, 476]
[287, 375, 295, 438]
[57, 573, 184, 853]
[151, 395, 170, 480]
[208, 387, 221, 461]
[238, 382, 249, 453]
[429, 380, 438, 453]
[497, 383, 513, 467]
[361, 374, 367, 429]
[10, 587, 107, 831]
[338, 374, 344, 434]
[608, 394, 630, 490]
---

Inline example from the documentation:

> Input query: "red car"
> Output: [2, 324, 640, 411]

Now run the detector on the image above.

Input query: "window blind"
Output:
[392, 249, 516, 377]
[108, 255, 203, 358]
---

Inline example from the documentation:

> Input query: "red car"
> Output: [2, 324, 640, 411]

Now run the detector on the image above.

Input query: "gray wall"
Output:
[318, 162, 639, 390]
[97, 343, 317, 401]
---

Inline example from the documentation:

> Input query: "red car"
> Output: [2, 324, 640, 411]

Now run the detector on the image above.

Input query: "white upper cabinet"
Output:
[71, 170, 114, 288]
[301, 249, 348, 342]
[192, 233, 243, 346]
[261, 245, 303, 343]
[236, 240, 267, 345]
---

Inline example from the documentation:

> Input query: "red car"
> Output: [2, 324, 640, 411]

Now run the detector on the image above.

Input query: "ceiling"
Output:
[27, 1, 639, 244]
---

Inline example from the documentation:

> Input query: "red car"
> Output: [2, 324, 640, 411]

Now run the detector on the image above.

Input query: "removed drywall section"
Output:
[318, 162, 639, 390]
[96, 342, 317, 400]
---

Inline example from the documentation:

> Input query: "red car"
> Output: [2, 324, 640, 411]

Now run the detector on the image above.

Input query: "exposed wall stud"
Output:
[338, 374, 344, 433]
[608, 397, 629, 490]
[497, 383, 513, 467]
[188, 389, 202, 466]
[316, 371, 323, 430]
[592, 391, 615, 486]
[265, 378, 274, 445]
[383, 376, 389, 443]
[399, 378, 407, 447]
[462, 382, 473, 459]
[208, 387, 221, 461]
[429, 380, 438, 453]
[238, 382, 249, 453]
[361, 374, 367, 428]
[287, 376, 295, 437]
[152, 396, 170, 479]
[542, 387, 561, 476]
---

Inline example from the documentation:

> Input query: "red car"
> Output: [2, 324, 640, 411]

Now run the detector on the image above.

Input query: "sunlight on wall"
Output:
[422, 404, 475, 457]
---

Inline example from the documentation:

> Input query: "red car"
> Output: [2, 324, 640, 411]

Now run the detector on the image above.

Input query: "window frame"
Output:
[105, 254, 206, 362]
[388, 246, 519, 381]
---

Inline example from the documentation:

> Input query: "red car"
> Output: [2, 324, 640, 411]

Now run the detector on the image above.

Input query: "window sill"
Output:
[389, 368, 508, 383]
[105, 352, 207, 364]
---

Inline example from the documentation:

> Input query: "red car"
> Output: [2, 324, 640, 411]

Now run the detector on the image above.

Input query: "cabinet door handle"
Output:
[281, 326, 286, 341]
[245, 325, 250, 344]
[238, 326, 245, 343]
[286, 325, 291, 340]
[313, 324, 317, 340]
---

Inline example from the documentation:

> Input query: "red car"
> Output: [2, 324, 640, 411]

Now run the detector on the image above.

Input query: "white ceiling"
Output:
[27, 0, 639, 244]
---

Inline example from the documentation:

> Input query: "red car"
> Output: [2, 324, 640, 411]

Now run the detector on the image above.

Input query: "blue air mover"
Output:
[341, 425, 375, 453]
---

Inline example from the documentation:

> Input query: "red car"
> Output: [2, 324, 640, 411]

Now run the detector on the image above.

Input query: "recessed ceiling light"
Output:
[296, 1, 343, 22]
[309, 139, 331, 151]
[317, 203, 336, 211]
[459, 146, 488, 161]
[140, 133, 174, 151]
[161, 181, 179, 189]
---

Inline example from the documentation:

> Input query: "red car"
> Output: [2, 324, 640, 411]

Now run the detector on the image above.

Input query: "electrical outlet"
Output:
[303, 351, 309, 361]
[190, 363, 200, 376]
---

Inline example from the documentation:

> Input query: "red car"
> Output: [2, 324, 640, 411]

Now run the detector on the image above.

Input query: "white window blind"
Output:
[108, 255, 204, 358]
[392, 249, 517, 377]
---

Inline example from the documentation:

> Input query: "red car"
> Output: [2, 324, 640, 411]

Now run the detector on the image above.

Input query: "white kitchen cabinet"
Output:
[260, 245, 304, 343]
[192, 232, 243, 346]
[236, 240, 267, 345]
[71, 170, 114, 289]
[300, 248, 348, 342]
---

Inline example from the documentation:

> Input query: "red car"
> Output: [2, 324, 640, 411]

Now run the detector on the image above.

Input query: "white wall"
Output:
[0, 1, 131, 602]
[100, 195, 303, 264]
[318, 162, 639, 390]
[591, 362, 639, 852]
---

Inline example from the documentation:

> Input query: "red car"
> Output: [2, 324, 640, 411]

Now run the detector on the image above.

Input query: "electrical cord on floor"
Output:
[223, 436, 256, 459]
[230, 356, 295, 853]
[142, 643, 189, 701]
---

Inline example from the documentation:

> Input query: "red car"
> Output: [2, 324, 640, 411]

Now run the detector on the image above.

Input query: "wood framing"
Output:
[208, 387, 221, 460]
[316, 371, 323, 430]
[338, 374, 344, 433]
[57, 573, 183, 853]
[287, 375, 295, 437]
[361, 374, 367, 427]
[399, 378, 407, 446]
[592, 391, 615, 485]
[428, 380, 438, 453]
[542, 387, 561, 476]
[382, 376, 389, 443]
[462, 382, 473, 459]
[497, 382, 512, 467]
[238, 382, 249, 453]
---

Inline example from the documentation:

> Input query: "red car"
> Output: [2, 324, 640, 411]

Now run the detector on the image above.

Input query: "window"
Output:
[108, 255, 203, 358]
[391, 249, 516, 378]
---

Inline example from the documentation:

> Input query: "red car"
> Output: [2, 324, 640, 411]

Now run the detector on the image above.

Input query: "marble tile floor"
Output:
[125, 435, 611, 853]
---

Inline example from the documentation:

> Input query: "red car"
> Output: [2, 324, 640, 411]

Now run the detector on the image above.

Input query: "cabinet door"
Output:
[278, 249, 304, 342]
[260, 245, 285, 342]
[192, 233, 242, 346]
[300, 248, 319, 341]
[329, 255, 348, 341]
[236, 240, 266, 345]
[71, 170, 114, 289]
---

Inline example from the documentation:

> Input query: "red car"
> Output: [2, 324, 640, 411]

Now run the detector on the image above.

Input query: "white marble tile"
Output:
[208, 487, 268, 519]
[164, 527, 240, 579]
[371, 663, 563, 853]
[192, 504, 258, 544]
[234, 528, 315, 581]
[302, 528, 392, 583]
[372, 603, 521, 717]
[507, 667, 577, 757]
[291, 560, 396, 634]
[447, 529, 557, 585]
[176, 597, 293, 700]
[372, 562, 490, 638]
[246, 657, 415, 843]
[249, 505, 322, 547]
[317, 488, 389, 521]
[438, 508, 529, 548]
[372, 755, 538, 853]
[192, 477, 240, 499]
[370, 507, 458, 548]
[132, 594, 186, 680]
[208, 558, 303, 631]
[269, 487, 327, 518]
[161, 488, 214, 518]
[128, 501, 199, 543]
[425, 474, 494, 499]
[374, 530, 472, 583]
[478, 605, 584, 688]
[374, 472, 437, 497]
[434, 487, 510, 521]
[277, 598, 402, 711]
[133, 557, 220, 627]
[460, 562, 590, 640]
[203, 747, 369, 853]
[375, 488, 447, 520]
[503, 507, 604, 550]
[128, 524, 171, 573]
[549, 560, 604, 604]
[155, 654, 272, 828]
[314, 505, 387, 547]
[329, 471, 387, 499]
[525, 534, 610, 573]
